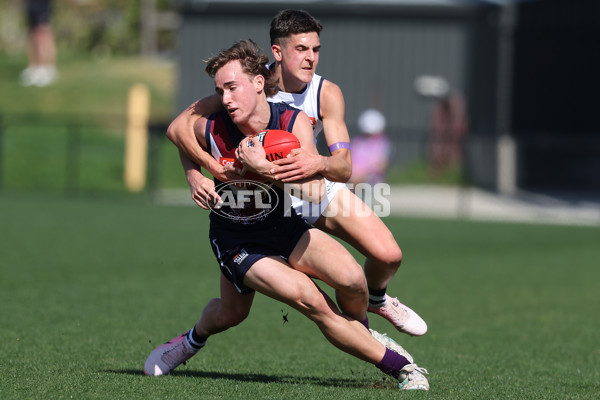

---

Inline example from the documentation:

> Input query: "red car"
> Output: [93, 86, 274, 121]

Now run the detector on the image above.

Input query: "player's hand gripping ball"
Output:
[234, 130, 300, 178]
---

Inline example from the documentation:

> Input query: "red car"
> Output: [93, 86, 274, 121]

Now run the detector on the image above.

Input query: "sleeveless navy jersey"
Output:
[205, 102, 300, 231]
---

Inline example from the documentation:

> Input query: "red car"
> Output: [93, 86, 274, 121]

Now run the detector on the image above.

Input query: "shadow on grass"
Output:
[102, 368, 392, 389]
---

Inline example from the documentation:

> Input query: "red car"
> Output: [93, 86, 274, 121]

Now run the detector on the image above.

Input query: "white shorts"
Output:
[291, 179, 346, 225]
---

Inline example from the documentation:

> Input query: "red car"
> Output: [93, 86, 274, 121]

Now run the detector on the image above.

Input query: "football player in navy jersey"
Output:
[144, 39, 429, 391]
[167, 9, 428, 338]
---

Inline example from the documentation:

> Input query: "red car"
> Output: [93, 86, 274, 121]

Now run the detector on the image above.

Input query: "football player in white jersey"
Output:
[167, 9, 427, 337]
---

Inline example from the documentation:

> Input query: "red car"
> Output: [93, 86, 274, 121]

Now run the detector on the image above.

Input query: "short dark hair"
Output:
[205, 39, 278, 97]
[270, 9, 323, 45]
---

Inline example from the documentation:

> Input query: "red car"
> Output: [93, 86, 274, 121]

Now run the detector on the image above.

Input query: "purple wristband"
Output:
[328, 141, 350, 154]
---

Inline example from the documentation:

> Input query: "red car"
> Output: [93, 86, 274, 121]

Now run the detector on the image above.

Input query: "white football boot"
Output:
[398, 363, 430, 390]
[144, 332, 198, 376]
[368, 294, 428, 336]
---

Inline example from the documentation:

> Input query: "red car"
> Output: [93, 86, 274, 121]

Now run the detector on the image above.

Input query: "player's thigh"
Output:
[219, 273, 254, 320]
[288, 229, 365, 291]
[243, 255, 326, 315]
[315, 187, 401, 261]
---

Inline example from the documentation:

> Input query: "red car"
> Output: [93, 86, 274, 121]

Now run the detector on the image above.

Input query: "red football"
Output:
[233, 130, 300, 180]
[258, 129, 301, 162]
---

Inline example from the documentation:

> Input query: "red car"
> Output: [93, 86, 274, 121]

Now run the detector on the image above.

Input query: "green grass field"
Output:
[0, 53, 175, 124]
[1, 194, 598, 399]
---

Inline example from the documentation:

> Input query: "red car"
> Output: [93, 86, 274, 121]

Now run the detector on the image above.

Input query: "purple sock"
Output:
[362, 315, 370, 330]
[376, 348, 410, 379]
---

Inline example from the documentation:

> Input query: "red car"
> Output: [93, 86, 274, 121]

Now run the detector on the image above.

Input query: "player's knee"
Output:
[389, 246, 403, 267]
[295, 284, 330, 318]
[373, 244, 403, 269]
[338, 264, 368, 298]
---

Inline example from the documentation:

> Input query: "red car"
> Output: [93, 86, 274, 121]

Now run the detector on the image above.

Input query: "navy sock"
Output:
[368, 287, 387, 308]
[376, 348, 410, 379]
[186, 328, 207, 350]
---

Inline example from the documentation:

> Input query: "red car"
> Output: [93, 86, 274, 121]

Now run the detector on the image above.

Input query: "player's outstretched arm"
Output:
[178, 114, 242, 208]
[166, 94, 222, 149]
[270, 80, 352, 183]
[178, 149, 222, 210]
[191, 115, 244, 183]
[319, 80, 353, 181]
[166, 94, 226, 178]
[167, 95, 234, 183]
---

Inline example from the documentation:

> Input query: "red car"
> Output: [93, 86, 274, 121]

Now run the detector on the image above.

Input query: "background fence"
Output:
[0, 112, 450, 195]
[0, 113, 174, 195]
[3, 112, 598, 200]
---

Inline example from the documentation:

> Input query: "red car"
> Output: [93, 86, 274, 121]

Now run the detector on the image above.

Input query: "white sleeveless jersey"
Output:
[268, 73, 324, 140]
[267, 71, 346, 224]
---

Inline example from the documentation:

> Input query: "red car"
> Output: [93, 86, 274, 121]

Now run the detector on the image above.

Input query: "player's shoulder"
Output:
[320, 78, 344, 99]
[319, 79, 345, 113]
[314, 72, 340, 91]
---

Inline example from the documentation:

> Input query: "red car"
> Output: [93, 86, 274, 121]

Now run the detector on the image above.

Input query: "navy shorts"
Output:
[27, 0, 53, 28]
[209, 215, 311, 294]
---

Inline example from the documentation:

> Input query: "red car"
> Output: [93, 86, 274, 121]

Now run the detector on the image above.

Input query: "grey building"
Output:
[173, 0, 600, 195]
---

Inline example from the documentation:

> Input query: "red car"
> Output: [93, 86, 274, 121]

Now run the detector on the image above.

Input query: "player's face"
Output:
[214, 60, 261, 125]
[273, 32, 320, 91]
